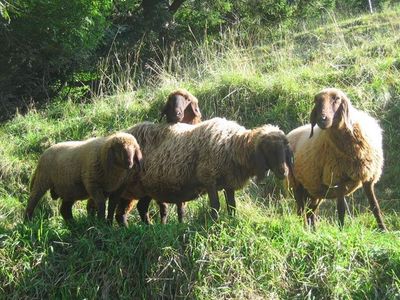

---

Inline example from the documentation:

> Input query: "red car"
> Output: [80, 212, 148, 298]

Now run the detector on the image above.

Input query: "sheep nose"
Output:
[318, 114, 330, 127]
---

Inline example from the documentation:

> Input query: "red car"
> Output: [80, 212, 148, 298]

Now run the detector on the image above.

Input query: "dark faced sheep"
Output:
[160, 88, 202, 124]
[24, 132, 143, 222]
[141, 88, 201, 223]
[287, 88, 386, 230]
[109, 118, 293, 223]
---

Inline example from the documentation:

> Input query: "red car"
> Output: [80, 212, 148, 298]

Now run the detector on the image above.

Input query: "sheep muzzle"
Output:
[317, 114, 332, 129]
[272, 164, 289, 180]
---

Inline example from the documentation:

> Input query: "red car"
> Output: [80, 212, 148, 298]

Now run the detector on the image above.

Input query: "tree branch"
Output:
[169, 0, 185, 14]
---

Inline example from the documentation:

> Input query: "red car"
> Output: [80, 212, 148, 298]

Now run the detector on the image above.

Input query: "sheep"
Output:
[24, 132, 143, 222]
[147, 88, 202, 223]
[108, 117, 293, 224]
[160, 88, 202, 124]
[287, 88, 386, 230]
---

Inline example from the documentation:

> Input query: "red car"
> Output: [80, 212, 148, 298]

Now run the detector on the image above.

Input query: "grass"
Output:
[1, 6, 400, 299]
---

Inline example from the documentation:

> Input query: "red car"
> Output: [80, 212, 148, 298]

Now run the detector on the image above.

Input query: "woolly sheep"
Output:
[143, 88, 202, 224]
[24, 132, 143, 222]
[287, 88, 386, 230]
[109, 117, 293, 223]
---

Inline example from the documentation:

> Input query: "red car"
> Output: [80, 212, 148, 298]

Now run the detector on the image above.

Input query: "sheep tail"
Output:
[24, 167, 47, 220]
[29, 168, 37, 192]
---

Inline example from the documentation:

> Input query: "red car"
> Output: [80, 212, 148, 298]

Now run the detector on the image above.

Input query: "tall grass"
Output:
[1, 7, 400, 299]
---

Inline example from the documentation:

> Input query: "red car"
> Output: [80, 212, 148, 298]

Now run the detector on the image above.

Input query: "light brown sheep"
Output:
[24, 132, 143, 222]
[287, 88, 386, 230]
[109, 117, 293, 223]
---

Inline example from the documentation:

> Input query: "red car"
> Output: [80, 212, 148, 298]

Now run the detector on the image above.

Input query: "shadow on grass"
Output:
[0, 201, 230, 299]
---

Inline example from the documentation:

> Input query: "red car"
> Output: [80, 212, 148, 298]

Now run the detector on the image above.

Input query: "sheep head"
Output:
[160, 89, 202, 124]
[107, 134, 143, 171]
[309, 88, 353, 138]
[254, 130, 292, 181]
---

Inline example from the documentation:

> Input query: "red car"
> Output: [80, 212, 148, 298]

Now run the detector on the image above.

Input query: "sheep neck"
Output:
[326, 123, 367, 160]
[99, 139, 125, 184]
[231, 129, 259, 177]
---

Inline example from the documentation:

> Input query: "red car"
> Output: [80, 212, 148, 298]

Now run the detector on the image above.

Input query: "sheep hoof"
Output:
[210, 210, 219, 222]
[115, 214, 128, 227]
[378, 224, 387, 232]
[23, 212, 33, 222]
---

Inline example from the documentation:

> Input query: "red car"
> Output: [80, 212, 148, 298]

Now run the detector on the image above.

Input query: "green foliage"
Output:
[0, 0, 112, 101]
[2, 0, 398, 120]
[336, 0, 396, 12]
[0, 1, 10, 22]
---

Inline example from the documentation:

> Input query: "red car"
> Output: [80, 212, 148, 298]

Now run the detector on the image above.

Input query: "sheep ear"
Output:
[190, 101, 202, 118]
[285, 146, 294, 173]
[254, 145, 268, 182]
[107, 147, 115, 168]
[159, 104, 167, 122]
[309, 106, 317, 138]
[134, 148, 144, 172]
[339, 99, 353, 133]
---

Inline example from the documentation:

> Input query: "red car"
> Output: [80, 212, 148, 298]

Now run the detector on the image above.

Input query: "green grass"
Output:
[1, 7, 400, 299]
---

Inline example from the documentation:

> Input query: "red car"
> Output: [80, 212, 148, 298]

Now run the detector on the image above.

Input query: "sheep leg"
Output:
[363, 181, 387, 231]
[106, 193, 121, 225]
[224, 188, 236, 216]
[159, 202, 169, 224]
[208, 188, 220, 221]
[176, 202, 186, 223]
[137, 196, 152, 225]
[86, 198, 97, 217]
[306, 198, 321, 229]
[293, 184, 306, 216]
[115, 198, 132, 227]
[60, 200, 74, 221]
[88, 190, 107, 220]
[24, 188, 47, 221]
[336, 196, 346, 229]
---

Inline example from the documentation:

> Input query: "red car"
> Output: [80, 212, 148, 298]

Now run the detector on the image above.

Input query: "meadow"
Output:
[1, 7, 400, 299]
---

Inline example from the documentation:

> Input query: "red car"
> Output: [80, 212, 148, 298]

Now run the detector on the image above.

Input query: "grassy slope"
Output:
[1, 7, 400, 299]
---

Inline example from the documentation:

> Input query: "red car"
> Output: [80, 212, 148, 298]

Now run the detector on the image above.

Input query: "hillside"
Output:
[1, 7, 400, 299]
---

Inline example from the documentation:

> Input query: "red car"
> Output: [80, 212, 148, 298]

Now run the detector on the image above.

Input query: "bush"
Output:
[0, 0, 112, 104]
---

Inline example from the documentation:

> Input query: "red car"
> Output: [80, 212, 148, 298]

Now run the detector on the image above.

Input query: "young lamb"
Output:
[109, 117, 293, 223]
[287, 88, 386, 230]
[24, 132, 143, 222]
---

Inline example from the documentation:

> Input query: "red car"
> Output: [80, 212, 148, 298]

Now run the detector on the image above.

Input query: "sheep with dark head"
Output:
[287, 88, 386, 230]
[160, 88, 202, 124]
[24, 132, 143, 222]
[109, 118, 293, 223]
